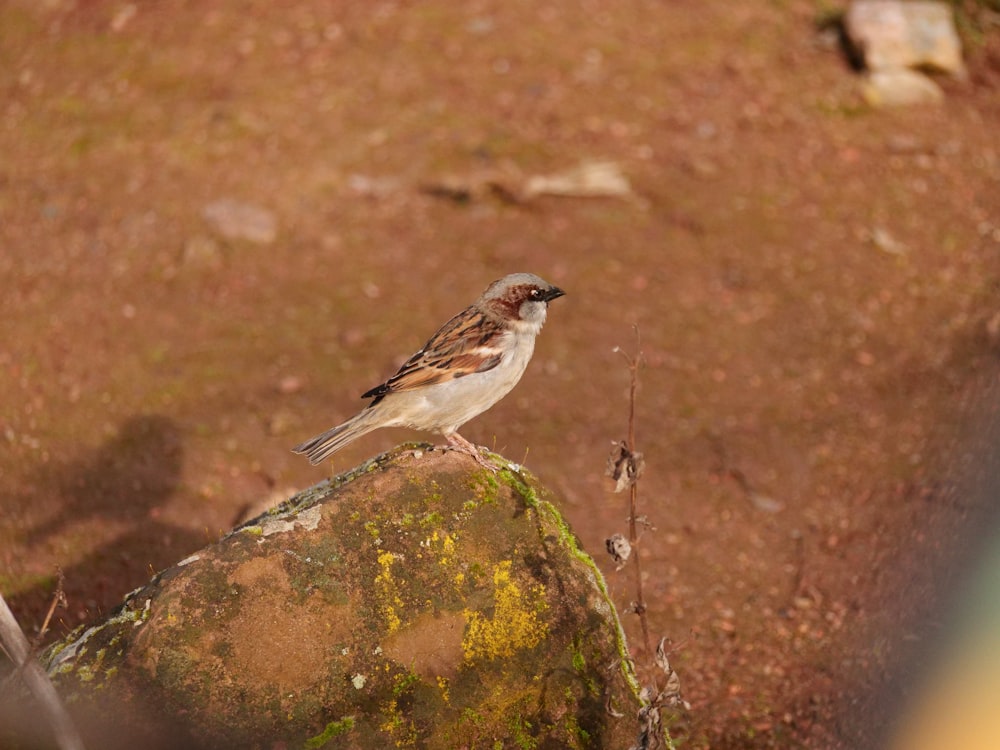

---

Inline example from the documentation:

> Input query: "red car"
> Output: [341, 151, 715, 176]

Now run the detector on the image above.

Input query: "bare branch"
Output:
[0, 591, 86, 750]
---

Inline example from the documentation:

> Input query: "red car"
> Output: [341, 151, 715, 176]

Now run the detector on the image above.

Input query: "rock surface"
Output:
[844, 0, 965, 76]
[44, 447, 649, 749]
[860, 67, 945, 107]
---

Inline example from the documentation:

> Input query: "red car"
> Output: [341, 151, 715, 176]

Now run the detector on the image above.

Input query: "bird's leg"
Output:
[444, 432, 497, 471]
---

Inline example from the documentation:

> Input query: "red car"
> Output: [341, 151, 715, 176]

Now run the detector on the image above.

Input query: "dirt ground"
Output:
[3, 1, 1000, 747]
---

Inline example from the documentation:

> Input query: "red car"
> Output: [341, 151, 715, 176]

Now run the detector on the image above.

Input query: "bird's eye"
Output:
[530, 288, 541, 298]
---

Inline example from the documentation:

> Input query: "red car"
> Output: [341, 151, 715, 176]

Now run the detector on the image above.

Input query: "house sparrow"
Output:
[292, 272, 565, 467]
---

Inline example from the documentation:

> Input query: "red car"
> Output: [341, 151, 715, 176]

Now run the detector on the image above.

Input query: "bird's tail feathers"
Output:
[291, 410, 379, 465]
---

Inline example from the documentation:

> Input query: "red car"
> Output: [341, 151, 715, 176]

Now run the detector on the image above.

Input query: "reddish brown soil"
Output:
[3, 1, 1000, 747]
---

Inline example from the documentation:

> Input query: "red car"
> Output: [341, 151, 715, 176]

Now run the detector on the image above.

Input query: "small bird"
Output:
[292, 273, 565, 467]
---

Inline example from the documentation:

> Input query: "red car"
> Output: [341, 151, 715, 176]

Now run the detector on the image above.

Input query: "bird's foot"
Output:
[444, 433, 498, 472]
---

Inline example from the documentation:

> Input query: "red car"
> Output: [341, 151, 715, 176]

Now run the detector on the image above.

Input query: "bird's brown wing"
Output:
[362, 307, 505, 401]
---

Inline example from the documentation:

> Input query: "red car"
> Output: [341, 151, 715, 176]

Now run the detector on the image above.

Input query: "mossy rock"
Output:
[45, 445, 653, 749]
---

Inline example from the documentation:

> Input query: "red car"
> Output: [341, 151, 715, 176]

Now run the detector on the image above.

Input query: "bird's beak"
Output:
[542, 287, 565, 302]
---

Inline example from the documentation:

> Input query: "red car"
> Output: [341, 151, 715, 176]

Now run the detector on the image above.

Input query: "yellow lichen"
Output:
[430, 530, 457, 569]
[436, 675, 450, 704]
[440, 531, 455, 561]
[379, 697, 417, 746]
[375, 550, 404, 634]
[462, 560, 548, 664]
[425, 530, 464, 593]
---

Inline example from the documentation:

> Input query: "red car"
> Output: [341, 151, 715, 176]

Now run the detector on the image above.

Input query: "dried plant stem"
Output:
[612, 329, 690, 746]
[0, 592, 86, 750]
[2, 570, 66, 696]
[629, 484, 653, 655]
[619, 334, 652, 660]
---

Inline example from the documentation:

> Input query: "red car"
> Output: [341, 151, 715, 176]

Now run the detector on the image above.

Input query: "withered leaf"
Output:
[605, 533, 632, 568]
[652, 637, 691, 711]
[606, 440, 645, 493]
[654, 636, 671, 674]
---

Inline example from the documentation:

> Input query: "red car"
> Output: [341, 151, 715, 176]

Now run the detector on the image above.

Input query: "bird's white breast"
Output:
[379, 317, 543, 434]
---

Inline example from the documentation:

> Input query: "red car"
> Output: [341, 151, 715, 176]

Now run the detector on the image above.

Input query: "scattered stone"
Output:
[885, 134, 925, 154]
[347, 173, 403, 199]
[339, 326, 367, 348]
[860, 68, 944, 108]
[419, 177, 474, 203]
[685, 156, 721, 179]
[524, 160, 632, 199]
[419, 160, 632, 205]
[870, 225, 908, 255]
[110, 4, 137, 33]
[202, 198, 278, 244]
[276, 375, 303, 394]
[418, 171, 524, 205]
[465, 16, 495, 35]
[844, 1, 966, 76]
[749, 492, 785, 514]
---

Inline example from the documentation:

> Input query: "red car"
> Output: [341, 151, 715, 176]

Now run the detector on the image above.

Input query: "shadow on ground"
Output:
[7, 415, 202, 634]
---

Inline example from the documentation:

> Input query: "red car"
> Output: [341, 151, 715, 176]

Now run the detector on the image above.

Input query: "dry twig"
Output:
[0, 585, 86, 750]
[607, 329, 652, 658]
[606, 329, 690, 749]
